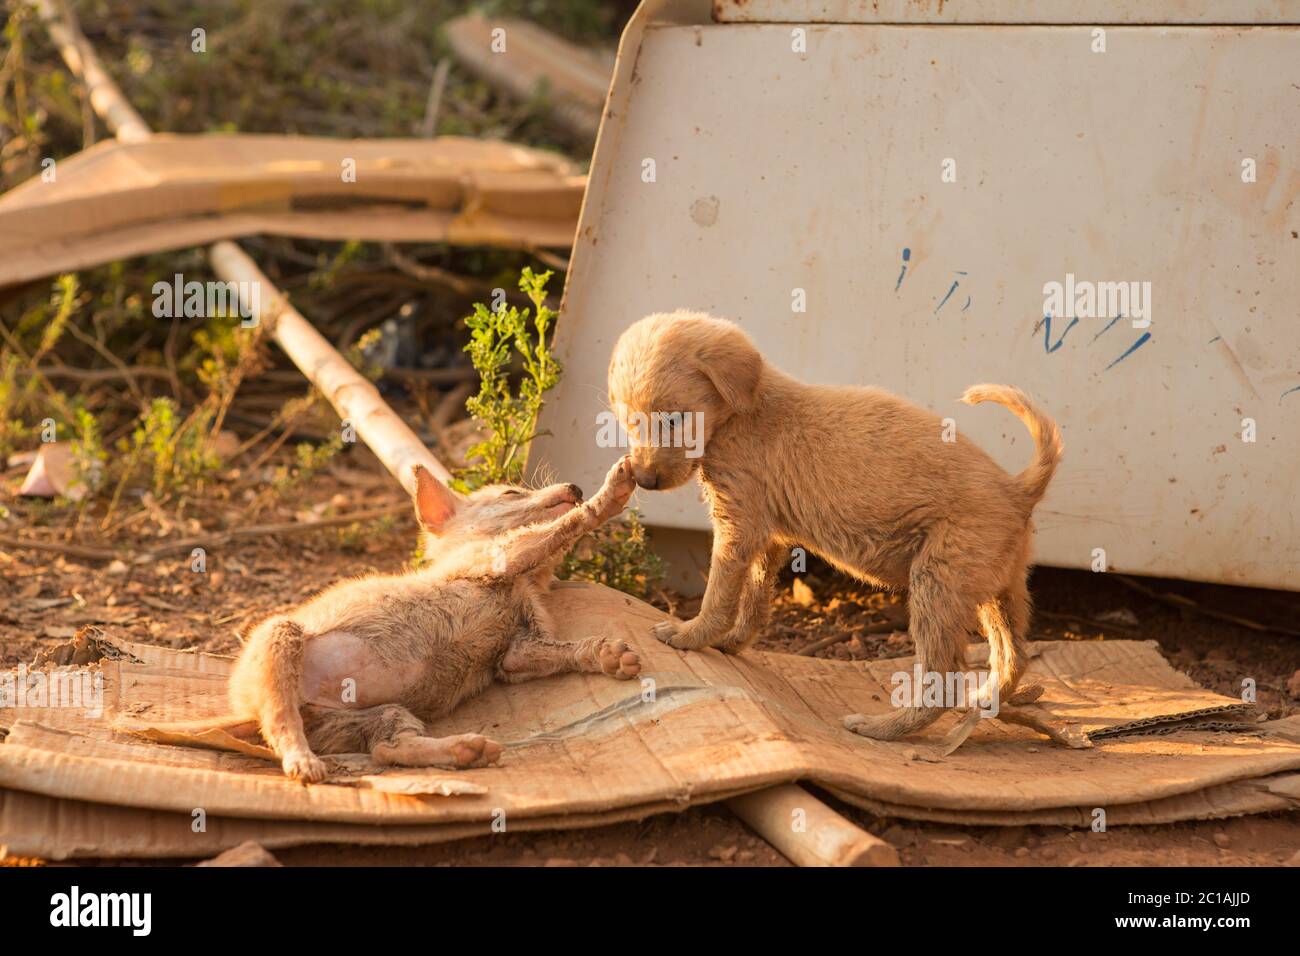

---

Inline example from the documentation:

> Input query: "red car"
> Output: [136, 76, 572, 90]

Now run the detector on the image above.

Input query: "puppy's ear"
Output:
[412, 465, 458, 533]
[693, 336, 762, 414]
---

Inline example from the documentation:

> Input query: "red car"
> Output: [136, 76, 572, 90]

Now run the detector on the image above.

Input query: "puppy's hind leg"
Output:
[235, 618, 327, 783]
[497, 635, 641, 683]
[306, 704, 504, 770]
[845, 557, 968, 741]
[979, 577, 1041, 707]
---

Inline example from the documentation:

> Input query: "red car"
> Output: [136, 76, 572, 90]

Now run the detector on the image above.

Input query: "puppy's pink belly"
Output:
[301, 631, 410, 708]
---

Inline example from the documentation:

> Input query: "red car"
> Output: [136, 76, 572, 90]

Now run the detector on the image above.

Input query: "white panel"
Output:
[712, 0, 1300, 24]
[533, 21, 1300, 590]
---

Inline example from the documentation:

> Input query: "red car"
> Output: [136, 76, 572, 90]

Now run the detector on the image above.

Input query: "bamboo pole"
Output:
[34, 0, 452, 493]
[728, 784, 900, 867]
[35, 0, 886, 866]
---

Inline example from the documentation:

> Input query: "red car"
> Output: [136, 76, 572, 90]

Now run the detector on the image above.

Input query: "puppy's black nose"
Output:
[638, 475, 659, 490]
[565, 483, 584, 502]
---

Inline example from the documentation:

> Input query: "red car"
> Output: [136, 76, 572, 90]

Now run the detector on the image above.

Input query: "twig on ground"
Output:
[419, 58, 451, 137]
[796, 618, 908, 656]
[1114, 575, 1300, 638]
[0, 535, 120, 562]
[0, 504, 409, 565]
[1033, 608, 1141, 633]
[136, 503, 409, 560]
[381, 244, 480, 297]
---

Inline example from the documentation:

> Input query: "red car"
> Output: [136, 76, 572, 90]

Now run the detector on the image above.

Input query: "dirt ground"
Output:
[3, 458, 1298, 867]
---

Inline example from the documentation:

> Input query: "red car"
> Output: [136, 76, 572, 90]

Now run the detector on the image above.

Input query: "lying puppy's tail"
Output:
[960, 384, 1062, 505]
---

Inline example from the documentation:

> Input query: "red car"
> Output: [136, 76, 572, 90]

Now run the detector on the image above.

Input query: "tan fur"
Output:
[176, 457, 638, 783]
[608, 311, 1063, 741]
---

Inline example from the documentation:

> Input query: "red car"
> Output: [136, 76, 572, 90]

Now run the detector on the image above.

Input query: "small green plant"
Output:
[455, 266, 561, 492]
[451, 267, 663, 597]
[0, 275, 80, 461]
[272, 434, 345, 499]
[559, 508, 664, 599]
[68, 404, 107, 499]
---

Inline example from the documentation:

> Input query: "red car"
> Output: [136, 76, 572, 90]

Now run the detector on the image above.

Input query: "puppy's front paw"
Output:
[597, 639, 641, 679]
[843, 713, 901, 741]
[282, 749, 329, 784]
[651, 619, 704, 650]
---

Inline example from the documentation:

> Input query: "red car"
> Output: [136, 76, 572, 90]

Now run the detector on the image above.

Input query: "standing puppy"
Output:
[607, 311, 1063, 742]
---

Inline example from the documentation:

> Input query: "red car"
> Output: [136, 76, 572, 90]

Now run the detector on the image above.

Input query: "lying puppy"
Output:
[608, 311, 1063, 743]
[151, 458, 639, 782]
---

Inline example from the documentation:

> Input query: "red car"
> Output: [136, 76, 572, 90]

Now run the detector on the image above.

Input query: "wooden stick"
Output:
[209, 244, 453, 492]
[36, 0, 151, 143]
[726, 784, 899, 867]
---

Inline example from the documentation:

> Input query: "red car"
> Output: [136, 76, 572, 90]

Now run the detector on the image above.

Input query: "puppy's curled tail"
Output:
[961, 384, 1062, 505]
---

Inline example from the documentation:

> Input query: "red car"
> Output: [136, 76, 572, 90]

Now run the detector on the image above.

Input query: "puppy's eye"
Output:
[500, 489, 525, 498]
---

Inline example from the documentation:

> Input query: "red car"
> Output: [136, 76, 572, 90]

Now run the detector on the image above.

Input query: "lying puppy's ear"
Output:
[412, 464, 458, 533]
[693, 336, 762, 415]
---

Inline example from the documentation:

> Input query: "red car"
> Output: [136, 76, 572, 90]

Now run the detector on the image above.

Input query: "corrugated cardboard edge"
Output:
[0, 784, 756, 861]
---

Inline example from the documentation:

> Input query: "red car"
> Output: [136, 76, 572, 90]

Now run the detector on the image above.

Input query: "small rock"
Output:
[1212, 831, 1231, 849]
[708, 844, 738, 862]
[791, 578, 816, 607]
[881, 825, 914, 848]
[107, 560, 129, 576]
[1286, 669, 1300, 700]
[986, 826, 1029, 850]
[1014, 847, 1031, 858]
[1096, 608, 1140, 627]
[196, 841, 281, 867]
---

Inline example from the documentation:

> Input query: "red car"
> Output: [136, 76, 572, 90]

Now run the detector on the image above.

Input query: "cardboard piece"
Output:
[2, 582, 1297, 858]
[0, 135, 585, 288]
[444, 13, 613, 139]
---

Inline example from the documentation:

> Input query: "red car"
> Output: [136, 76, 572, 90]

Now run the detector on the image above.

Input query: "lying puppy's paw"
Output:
[447, 733, 504, 768]
[588, 456, 636, 523]
[597, 639, 641, 679]
[282, 749, 329, 784]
